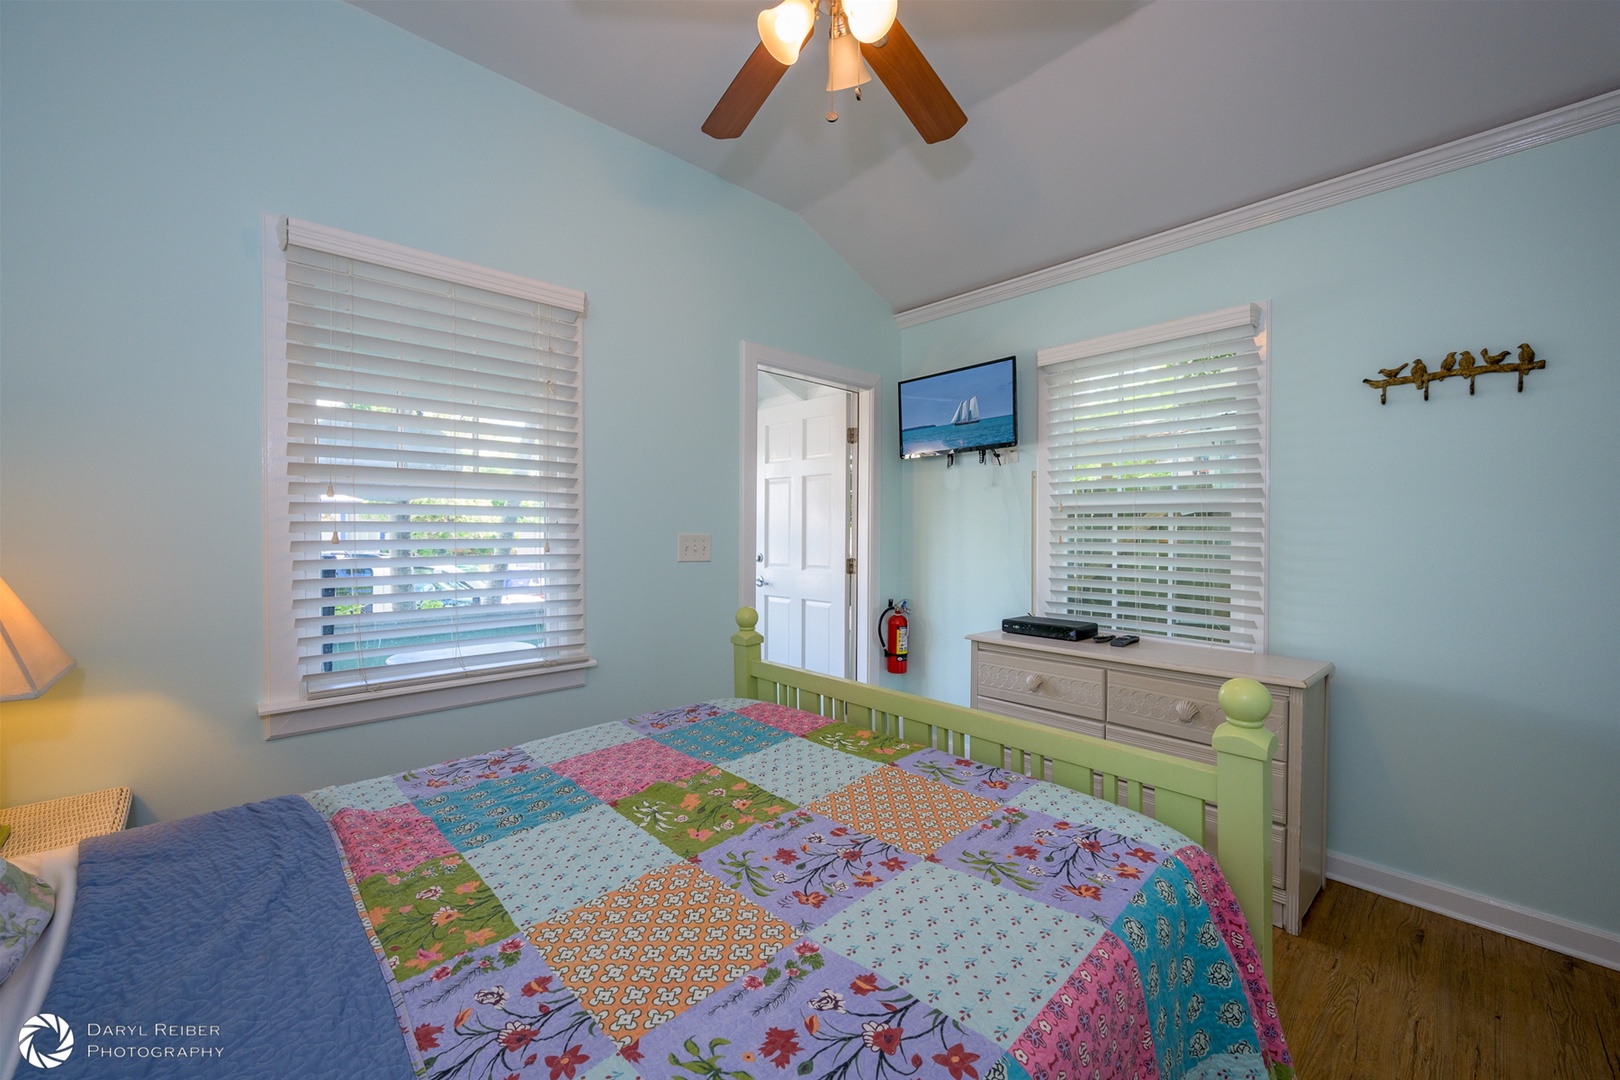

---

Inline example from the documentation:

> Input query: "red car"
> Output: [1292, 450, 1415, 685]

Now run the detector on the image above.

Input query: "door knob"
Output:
[756, 576, 770, 587]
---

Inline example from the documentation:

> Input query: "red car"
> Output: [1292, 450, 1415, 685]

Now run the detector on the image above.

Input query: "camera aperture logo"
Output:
[19, 1013, 74, 1069]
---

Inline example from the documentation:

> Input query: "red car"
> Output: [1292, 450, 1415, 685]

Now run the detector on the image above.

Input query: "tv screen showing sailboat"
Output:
[898, 356, 1017, 459]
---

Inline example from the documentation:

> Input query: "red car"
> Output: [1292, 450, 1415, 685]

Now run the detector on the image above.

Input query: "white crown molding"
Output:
[1326, 851, 1620, 972]
[895, 88, 1620, 330]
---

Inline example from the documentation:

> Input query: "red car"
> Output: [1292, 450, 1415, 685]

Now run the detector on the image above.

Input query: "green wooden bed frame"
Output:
[731, 607, 1280, 978]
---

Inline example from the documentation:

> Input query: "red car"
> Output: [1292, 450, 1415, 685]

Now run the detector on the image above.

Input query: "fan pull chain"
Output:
[827, 90, 837, 123]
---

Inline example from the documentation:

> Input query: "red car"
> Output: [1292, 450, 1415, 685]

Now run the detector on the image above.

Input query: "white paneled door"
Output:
[756, 390, 851, 676]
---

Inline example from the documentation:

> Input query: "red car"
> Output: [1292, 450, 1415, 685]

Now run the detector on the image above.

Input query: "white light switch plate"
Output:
[677, 533, 712, 562]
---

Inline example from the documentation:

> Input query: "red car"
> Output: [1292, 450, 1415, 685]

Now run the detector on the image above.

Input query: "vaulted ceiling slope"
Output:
[354, 1, 1620, 314]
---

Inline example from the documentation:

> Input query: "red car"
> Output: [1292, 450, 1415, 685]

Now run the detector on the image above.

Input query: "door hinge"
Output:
[846, 557, 857, 575]
[847, 427, 858, 445]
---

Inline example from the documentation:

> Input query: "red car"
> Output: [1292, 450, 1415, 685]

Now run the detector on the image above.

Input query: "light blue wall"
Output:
[6, 0, 1614, 945]
[898, 123, 1620, 935]
[0, 3, 899, 821]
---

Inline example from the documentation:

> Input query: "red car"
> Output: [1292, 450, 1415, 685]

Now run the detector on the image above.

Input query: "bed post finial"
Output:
[733, 607, 764, 699]
[1212, 677, 1278, 981]
[1218, 678, 1272, 728]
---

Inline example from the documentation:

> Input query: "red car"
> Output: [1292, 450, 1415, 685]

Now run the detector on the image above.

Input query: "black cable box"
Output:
[1001, 616, 1099, 642]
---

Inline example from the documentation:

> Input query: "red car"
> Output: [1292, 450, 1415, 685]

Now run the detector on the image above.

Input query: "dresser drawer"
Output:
[970, 694, 1105, 741]
[1107, 670, 1288, 758]
[1107, 725, 1287, 822]
[974, 645, 1106, 721]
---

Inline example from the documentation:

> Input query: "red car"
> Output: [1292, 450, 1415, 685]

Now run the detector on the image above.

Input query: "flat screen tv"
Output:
[898, 356, 1017, 459]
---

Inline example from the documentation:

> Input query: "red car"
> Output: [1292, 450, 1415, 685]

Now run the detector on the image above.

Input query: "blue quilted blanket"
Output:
[42, 795, 410, 1078]
[39, 699, 1292, 1079]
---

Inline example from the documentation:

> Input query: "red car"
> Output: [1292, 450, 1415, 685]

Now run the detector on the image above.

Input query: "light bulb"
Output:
[843, 0, 896, 44]
[758, 0, 815, 66]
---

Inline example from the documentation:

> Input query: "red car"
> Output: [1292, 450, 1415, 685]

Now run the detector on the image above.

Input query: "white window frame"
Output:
[259, 214, 593, 738]
[1035, 303, 1269, 652]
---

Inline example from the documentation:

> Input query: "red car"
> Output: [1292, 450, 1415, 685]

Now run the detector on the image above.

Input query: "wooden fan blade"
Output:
[703, 43, 792, 139]
[860, 20, 966, 144]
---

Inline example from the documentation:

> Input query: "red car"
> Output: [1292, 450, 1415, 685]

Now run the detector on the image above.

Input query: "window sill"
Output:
[259, 658, 597, 740]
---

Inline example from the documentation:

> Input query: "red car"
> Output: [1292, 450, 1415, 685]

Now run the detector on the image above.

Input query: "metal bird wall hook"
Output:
[1363, 343, 1545, 404]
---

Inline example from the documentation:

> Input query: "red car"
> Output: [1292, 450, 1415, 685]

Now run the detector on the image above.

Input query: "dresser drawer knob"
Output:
[1024, 673, 1045, 693]
[1173, 698, 1201, 723]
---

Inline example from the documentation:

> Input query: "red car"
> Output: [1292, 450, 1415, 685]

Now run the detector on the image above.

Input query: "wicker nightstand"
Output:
[0, 786, 132, 858]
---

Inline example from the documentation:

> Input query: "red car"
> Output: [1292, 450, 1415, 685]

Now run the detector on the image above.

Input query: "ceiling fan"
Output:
[702, 0, 967, 144]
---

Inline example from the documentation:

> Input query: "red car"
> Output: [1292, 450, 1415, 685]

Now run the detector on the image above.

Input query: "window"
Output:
[261, 216, 590, 736]
[1036, 304, 1268, 650]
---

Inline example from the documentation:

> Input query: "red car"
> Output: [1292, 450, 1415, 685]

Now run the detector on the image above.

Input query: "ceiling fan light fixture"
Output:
[758, 0, 815, 66]
[842, 0, 897, 44]
[707, 1, 964, 144]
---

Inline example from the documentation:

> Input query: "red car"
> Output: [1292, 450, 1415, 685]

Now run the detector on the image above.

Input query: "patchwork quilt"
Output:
[306, 699, 1293, 1080]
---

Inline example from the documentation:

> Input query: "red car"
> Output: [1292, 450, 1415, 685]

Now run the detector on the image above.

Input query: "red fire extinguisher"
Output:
[880, 599, 909, 674]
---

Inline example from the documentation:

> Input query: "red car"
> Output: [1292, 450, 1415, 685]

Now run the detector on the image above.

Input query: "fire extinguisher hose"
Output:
[878, 599, 909, 659]
[878, 601, 897, 658]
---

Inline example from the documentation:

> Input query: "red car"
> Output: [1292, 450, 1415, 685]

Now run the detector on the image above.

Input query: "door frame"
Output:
[739, 341, 879, 683]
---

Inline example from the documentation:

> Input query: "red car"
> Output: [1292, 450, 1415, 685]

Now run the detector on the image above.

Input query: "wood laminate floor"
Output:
[1271, 881, 1620, 1079]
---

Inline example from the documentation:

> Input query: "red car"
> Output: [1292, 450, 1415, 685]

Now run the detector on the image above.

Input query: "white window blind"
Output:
[1036, 304, 1268, 650]
[264, 217, 587, 715]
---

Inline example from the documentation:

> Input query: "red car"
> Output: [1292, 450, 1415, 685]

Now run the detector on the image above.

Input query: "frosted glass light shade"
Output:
[0, 578, 75, 701]
[826, 30, 872, 92]
[758, 0, 816, 65]
[843, 0, 897, 44]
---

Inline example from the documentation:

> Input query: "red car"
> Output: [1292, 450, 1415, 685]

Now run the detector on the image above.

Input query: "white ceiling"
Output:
[353, 0, 1620, 314]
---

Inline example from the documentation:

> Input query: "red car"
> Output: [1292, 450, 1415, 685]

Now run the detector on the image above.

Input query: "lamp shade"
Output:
[826, 29, 872, 92]
[0, 578, 75, 701]
[843, 0, 897, 44]
[758, 0, 815, 66]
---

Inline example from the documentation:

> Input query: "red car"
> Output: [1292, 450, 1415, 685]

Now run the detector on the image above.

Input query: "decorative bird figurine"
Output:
[1378, 363, 1409, 380]
[1480, 347, 1509, 366]
[1514, 343, 1541, 392]
[1409, 358, 1432, 399]
[1439, 352, 1457, 373]
[1456, 350, 1479, 393]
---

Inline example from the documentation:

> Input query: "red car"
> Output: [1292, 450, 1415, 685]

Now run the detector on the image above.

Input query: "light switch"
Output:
[677, 533, 712, 562]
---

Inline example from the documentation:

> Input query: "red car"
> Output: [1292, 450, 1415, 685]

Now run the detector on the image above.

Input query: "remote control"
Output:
[1109, 634, 1141, 647]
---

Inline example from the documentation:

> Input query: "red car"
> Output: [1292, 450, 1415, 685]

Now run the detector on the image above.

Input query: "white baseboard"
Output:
[1325, 852, 1620, 972]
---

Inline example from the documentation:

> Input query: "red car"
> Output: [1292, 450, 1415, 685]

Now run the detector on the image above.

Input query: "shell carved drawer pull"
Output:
[1173, 698, 1201, 723]
[1024, 673, 1045, 693]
